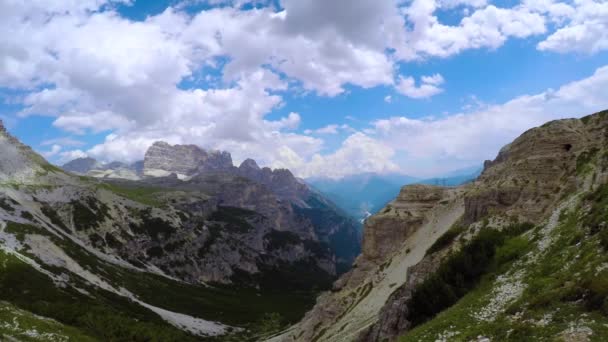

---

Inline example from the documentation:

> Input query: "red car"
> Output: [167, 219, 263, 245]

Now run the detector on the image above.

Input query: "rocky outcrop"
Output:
[271, 185, 465, 342]
[63, 141, 362, 271]
[143, 141, 233, 177]
[277, 110, 608, 342]
[362, 185, 446, 260]
[358, 253, 443, 342]
[62, 157, 144, 180]
[465, 117, 596, 225]
[0, 120, 48, 182]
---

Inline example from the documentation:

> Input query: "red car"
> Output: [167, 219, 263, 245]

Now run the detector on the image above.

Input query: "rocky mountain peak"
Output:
[143, 141, 233, 177]
[239, 158, 260, 170]
[0, 120, 48, 182]
[62, 157, 99, 174]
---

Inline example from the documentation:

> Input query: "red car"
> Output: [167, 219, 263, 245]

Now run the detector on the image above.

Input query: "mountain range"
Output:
[0, 126, 360, 340]
[307, 167, 481, 222]
[2, 109, 608, 341]
[272, 109, 608, 341]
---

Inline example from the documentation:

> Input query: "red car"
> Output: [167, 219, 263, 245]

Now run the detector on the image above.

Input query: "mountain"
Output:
[62, 157, 99, 174]
[417, 165, 482, 187]
[271, 109, 608, 341]
[62, 157, 143, 180]
[307, 173, 419, 221]
[0, 126, 360, 340]
[307, 168, 480, 222]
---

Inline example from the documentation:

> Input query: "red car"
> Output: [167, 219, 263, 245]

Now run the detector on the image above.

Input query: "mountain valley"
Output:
[1, 110, 608, 342]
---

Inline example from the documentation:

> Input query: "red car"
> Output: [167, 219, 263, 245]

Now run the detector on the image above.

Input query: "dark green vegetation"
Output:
[582, 183, 608, 250]
[3, 221, 319, 339]
[40, 204, 70, 232]
[0, 196, 17, 212]
[100, 182, 164, 206]
[130, 208, 175, 241]
[401, 191, 608, 341]
[71, 197, 110, 231]
[265, 230, 301, 250]
[425, 224, 465, 256]
[0, 248, 196, 342]
[577, 147, 600, 174]
[407, 222, 535, 327]
[209, 206, 256, 233]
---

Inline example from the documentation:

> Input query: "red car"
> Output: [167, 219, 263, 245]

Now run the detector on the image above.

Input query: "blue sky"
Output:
[1, 0, 608, 178]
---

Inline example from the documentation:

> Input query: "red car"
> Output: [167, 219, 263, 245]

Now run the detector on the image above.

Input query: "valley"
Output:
[1, 110, 608, 342]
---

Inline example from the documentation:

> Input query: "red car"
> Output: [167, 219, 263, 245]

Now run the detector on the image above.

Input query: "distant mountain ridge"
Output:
[307, 168, 481, 222]
[62, 141, 361, 272]
[0, 126, 363, 339]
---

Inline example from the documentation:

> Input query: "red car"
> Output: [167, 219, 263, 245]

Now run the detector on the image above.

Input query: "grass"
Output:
[4, 221, 319, 333]
[576, 148, 599, 175]
[406, 223, 535, 327]
[400, 195, 608, 341]
[100, 183, 165, 206]
[0, 249, 197, 342]
[425, 224, 465, 255]
[0, 301, 95, 342]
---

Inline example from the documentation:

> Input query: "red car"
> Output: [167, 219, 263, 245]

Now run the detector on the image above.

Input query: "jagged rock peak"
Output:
[239, 158, 260, 170]
[144, 141, 233, 177]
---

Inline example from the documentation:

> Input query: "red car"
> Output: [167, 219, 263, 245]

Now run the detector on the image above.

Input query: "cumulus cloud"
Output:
[2, 0, 607, 179]
[537, 0, 608, 53]
[304, 124, 354, 135]
[396, 74, 445, 99]
[372, 65, 608, 175]
[276, 132, 400, 179]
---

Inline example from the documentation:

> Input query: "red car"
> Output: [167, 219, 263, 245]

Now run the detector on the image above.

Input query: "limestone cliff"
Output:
[271, 109, 608, 342]
[271, 184, 465, 341]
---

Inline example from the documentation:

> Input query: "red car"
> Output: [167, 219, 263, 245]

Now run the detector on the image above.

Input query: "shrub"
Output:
[209, 206, 256, 233]
[407, 222, 534, 326]
[426, 225, 465, 255]
[582, 273, 608, 315]
[495, 236, 529, 265]
[41, 204, 70, 232]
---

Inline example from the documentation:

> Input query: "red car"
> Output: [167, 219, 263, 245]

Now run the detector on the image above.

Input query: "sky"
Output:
[0, 0, 607, 179]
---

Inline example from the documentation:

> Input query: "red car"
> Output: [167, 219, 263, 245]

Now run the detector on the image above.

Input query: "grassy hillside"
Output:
[401, 185, 608, 341]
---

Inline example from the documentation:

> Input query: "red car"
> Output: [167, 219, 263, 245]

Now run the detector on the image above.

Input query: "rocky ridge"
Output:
[272, 109, 608, 342]
[0, 122, 359, 340]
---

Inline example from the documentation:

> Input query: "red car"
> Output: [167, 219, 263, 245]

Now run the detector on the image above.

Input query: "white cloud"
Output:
[438, 0, 488, 9]
[397, 1, 547, 60]
[395, 74, 445, 99]
[41, 144, 62, 158]
[372, 65, 608, 176]
[276, 132, 399, 179]
[2, 0, 608, 179]
[384, 95, 392, 103]
[304, 124, 355, 135]
[58, 149, 89, 164]
[41, 137, 85, 147]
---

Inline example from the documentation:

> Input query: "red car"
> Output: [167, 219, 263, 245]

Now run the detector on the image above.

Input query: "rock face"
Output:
[275, 110, 608, 342]
[272, 184, 465, 342]
[143, 141, 233, 177]
[62, 157, 144, 180]
[0, 120, 47, 182]
[58, 141, 361, 285]
[362, 184, 446, 260]
[465, 118, 589, 225]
